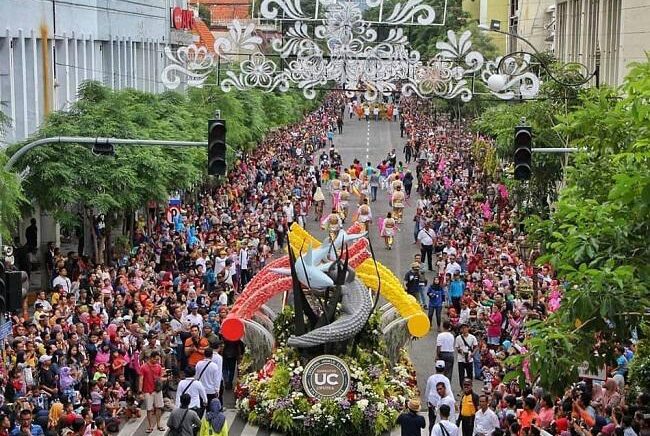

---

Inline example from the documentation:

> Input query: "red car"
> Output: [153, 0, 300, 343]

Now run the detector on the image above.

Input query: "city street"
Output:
[222, 114, 474, 435]
[1, 1, 646, 435]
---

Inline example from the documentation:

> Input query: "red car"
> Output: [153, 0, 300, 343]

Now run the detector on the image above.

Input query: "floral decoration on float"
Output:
[234, 309, 420, 435]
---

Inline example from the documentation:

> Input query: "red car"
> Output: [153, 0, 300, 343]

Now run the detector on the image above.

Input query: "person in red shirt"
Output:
[139, 352, 166, 433]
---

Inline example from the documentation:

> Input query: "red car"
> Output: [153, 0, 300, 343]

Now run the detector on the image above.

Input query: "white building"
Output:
[507, 0, 556, 53]
[554, 0, 650, 86]
[0, 0, 195, 144]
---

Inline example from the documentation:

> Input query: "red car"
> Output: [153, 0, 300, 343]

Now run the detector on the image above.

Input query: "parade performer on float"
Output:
[392, 184, 406, 223]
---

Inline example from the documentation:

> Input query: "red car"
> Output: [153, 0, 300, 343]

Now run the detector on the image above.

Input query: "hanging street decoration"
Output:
[161, 0, 543, 101]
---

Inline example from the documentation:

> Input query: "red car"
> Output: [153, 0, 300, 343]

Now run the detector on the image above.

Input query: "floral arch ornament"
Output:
[161, 0, 543, 102]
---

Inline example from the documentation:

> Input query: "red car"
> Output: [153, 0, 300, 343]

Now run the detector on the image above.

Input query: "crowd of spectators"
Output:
[1, 93, 347, 436]
[393, 100, 645, 436]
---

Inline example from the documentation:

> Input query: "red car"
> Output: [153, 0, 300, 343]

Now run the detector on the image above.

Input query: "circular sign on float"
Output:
[302, 355, 351, 401]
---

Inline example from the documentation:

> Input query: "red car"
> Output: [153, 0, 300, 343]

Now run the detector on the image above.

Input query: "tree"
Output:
[471, 58, 586, 217]
[0, 154, 26, 241]
[7, 81, 320, 261]
[198, 4, 211, 24]
[0, 104, 26, 241]
[507, 58, 650, 394]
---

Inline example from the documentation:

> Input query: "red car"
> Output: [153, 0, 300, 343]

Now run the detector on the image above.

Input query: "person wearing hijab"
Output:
[600, 378, 623, 409]
[201, 399, 228, 436]
[206, 311, 220, 333]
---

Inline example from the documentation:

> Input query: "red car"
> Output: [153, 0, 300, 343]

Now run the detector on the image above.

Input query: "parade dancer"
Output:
[380, 212, 397, 250]
[313, 185, 325, 222]
[322, 208, 343, 241]
[339, 187, 351, 223]
[392, 184, 406, 224]
[355, 201, 373, 232]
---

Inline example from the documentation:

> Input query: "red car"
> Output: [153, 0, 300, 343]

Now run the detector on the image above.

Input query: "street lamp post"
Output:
[478, 24, 600, 89]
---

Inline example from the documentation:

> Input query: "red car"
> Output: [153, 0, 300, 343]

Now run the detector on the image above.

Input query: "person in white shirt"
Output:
[459, 304, 471, 326]
[437, 321, 456, 380]
[283, 201, 295, 225]
[34, 291, 53, 312]
[454, 324, 479, 388]
[176, 366, 208, 413]
[183, 303, 203, 330]
[195, 250, 208, 271]
[445, 255, 462, 276]
[435, 382, 456, 423]
[432, 404, 459, 436]
[417, 222, 436, 271]
[443, 244, 457, 257]
[239, 245, 250, 286]
[52, 268, 72, 293]
[195, 349, 223, 404]
[214, 250, 228, 274]
[425, 361, 454, 434]
[217, 288, 228, 307]
[473, 395, 500, 436]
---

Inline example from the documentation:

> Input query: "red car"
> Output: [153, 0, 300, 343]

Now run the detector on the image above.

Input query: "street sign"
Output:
[0, 321, 13, 341]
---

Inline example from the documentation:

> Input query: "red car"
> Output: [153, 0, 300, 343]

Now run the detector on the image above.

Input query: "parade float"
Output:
[220, 223, 429, 435]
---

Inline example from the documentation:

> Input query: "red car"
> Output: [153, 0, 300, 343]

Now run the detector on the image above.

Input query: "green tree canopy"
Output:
[471, 60, 587, 216]
[0, 154, 26, 241]
[4, 81, 320, 248]
[510, 58, 650, 394]
[0, 104, 26, 240]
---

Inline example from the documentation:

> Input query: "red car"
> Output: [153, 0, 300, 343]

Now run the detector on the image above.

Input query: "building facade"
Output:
[554, 0, 650, 86]
[507, 0, 555, 53]
[0, 0, 195, 144]
[462, 0, 510, 53]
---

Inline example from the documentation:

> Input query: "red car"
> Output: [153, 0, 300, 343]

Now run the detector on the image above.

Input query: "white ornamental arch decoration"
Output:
[162, 0, 543, 101]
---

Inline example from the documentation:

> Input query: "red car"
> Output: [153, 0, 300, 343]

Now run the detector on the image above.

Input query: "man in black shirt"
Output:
[38, 355, 59, 400]
[397, 398, 426, 435]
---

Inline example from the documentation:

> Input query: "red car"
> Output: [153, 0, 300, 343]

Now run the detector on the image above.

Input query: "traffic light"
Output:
[513, 126, 532, 180]
[92, 140, 115, 156]
[5, 271, 28, 312]
[0, 263, 5, 312]
[208, 119, 227, 176]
